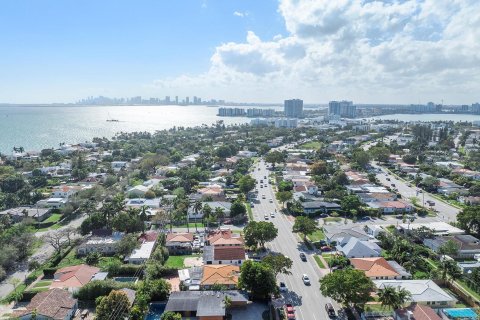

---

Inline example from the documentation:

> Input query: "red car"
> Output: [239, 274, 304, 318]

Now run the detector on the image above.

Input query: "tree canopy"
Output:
[292, 216, 317, 241]
[319, 269, 374, 307]
[239, 260, 277, 298]
[457, 206, 480, 238]
[244, 221, 278, 248]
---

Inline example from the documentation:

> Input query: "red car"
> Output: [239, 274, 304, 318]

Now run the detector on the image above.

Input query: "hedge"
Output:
[74, 280, 136, 301]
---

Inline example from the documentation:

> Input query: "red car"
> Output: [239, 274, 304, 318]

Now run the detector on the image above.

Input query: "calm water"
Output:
[369, 113, 480, 122]
[0, 105, 281, 153]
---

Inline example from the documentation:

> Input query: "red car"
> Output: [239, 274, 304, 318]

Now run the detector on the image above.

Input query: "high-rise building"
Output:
[175, 96, 178, 105]
[328, 100, 356, 118]
[186, 97, 190, 105]
[472, 103, 480, 114]
[284, 99, 303, 118]
[165, 96, 170, 104]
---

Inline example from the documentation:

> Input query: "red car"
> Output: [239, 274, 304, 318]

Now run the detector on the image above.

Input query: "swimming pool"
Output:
[144, 303, 166, 320]
[442, 308, 478, 319]
[113, 277, 139, 283]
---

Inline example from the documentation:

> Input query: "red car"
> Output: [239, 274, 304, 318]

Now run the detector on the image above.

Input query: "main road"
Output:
[250, 159, 336, 320]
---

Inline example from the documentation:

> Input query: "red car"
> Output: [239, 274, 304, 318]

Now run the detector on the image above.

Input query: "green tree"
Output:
[265, 151, 286, 169]
[239, 260, 277, 298]
[292, 216, 317, 241]
[262, 254, 293, 277]
[230, 201, 247, 221]
[238, 175, 256, 194]
[457, 206, 480, 238]
[310, 161, 328, 176]
[161, 311, 182, 320]
[276, 190, 293, 208]
[116, 234, 138, 257]
[244, 221, 278, 248]
[319, 269, 374, 307]
[95, 290, 131, 320]
[377, 286, 411, 310]
[352, 150, 370, 169]
[85, 252, 101, 266]
[438, 239, 460, 257]
[341, 195, 362, 213]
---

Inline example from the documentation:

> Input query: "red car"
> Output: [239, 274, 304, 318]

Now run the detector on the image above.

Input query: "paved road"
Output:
[372, 162, 460, 223]
[251, 159, 337, 320]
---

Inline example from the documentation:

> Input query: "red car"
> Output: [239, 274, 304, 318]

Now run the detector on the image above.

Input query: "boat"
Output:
[106, 119, 119, 122]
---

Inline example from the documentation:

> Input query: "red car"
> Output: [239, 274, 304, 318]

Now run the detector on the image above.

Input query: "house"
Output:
[423, 235, 480, 258]
[350, 257, 411, 280]
[207, 228, 244, 247]
[459, 196, 480, 205]
[50, 264, 101, 291]
[126, 241, 156, 264]
[0, 206, 51, 223]
[126, 185, 151, 198]
[51, 186, 80, 199]
[458, 261, 480, 274]
[364, 225, 386, 239]
[398, 222, 465, 236]
[394, 303, 441, 320]
[323, 225, 370, 244]
[301, 201, 341, 215]
[203, 245, 246, 266]
[166, 233, 194, 254]
[358, 192, 397, 203]
[125, 198, 162, 209]
[164, 290, 248, 319]
[77, 232, 124, 256]
[367, 200, 413, 214]
[188, 202, 232, 219]
[452, 168, 480, 180]
[201, 265, 240, 290]
[15, 288, 78, 320]
[111, 161, 128, 172]
[373, 280, 456, 307]
[337, 238, 382, 258]
[437, 178, 468, 196]
[197, 184, 225, 200]
[36, 197, 68, 209]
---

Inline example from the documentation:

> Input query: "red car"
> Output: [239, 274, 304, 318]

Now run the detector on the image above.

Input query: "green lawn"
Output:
[164, 255, 199, 269]
[307, 229, 325, 242]
[246, 203, 254, 221]
[33, 280, 52, 288]
[323, 217, 342, 223]
[299, 141, 322, 150]
[43, 213, 63, 223]
[313, 255, 326, 269]
[457, 280, 480, 302]
[322, 253, 333, 266]
[56, 248, 84, 268]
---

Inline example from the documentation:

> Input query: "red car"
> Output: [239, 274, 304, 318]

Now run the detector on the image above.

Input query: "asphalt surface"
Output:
[251, 159, 337, 320]
[371, 162, 460, 223]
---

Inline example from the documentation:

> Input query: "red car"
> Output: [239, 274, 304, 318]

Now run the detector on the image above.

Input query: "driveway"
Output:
[229, 302, 268, 320]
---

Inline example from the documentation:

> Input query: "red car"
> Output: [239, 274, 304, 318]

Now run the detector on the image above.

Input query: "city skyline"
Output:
[0, 0, 479, 104]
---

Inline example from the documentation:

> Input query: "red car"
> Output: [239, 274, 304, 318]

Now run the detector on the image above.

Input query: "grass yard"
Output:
[299, 141, 322, 150]
[56, 248, 84, 268]
[164, 255, 199, 269]
[33, 280, 52, 288]
[323, 217, 342, 223]
[313, 255, 326, 269]
[98, 256, 123, 271]
[246, 203, 254, 221]
[322, 253, 333, 266]
[307, 229, 325, 242]
[43, 213, 63, 223]
[457, 280, 480, 302]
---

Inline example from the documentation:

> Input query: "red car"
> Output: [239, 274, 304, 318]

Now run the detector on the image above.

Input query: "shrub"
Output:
[74, 280, 136, 301]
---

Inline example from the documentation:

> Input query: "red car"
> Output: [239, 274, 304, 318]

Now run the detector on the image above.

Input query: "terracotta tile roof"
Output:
[166, 233, 194, 243]
[208, 229, 244, 246]
[15, 288, 77, 320]
[350, 257, 399, 278]
[201, 265, 239, 286]
[213, 246, 246, 261]
[139, 231, 159, 242]
[51, 264, 100, 289]
[395, 303, 441, 320]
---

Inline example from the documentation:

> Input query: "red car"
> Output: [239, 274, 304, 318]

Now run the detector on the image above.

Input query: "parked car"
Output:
[264, 214, 269, 220]
[321, 246, 333, 252]
[302, 274, 311, 285]
[269, 199, 273, 203]
[285, 304, 295, 319]
[299, 252, 307, 261]
[279, 282, 287, 292]
[325, 303, 336, 318]
[319, 213, 328, 218]
[386, 177, 391, 181]
[270, 212, 275, 218]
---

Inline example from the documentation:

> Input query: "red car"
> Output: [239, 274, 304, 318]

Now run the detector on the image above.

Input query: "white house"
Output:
[127, 241, 155, 264]
[111, 161, 128, 172]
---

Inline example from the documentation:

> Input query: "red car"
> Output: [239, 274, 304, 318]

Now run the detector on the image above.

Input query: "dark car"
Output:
[321, 246, 332, 252]
[319, 213, 329, 218]
[299, 252, 307, 261]
[325, 303, 336, 318]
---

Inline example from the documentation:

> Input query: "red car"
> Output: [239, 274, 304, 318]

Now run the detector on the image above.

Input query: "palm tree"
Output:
[162, 198, 174, 233]
[378, 286, 411, 310]
[139, 205, 149, 233]
[214, 207, 225, 225]
[192, 200, 202, 232]
[203, 204, 212, 230]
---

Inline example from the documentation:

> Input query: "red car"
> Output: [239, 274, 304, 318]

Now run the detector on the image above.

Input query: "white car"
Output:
[302, 274, 311, 285]
[270, 212, 275, 218]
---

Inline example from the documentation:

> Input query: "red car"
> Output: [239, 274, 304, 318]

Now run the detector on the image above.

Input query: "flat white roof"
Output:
[128, 241, 155, 260]
[399, 222, 464, 235]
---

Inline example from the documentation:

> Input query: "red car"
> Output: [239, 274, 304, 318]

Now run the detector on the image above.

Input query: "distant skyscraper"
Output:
[284, 99, 303, 118]
[472, 103, 480, 114]
[328, 100, 356, 118]
[165, 96, 170, 104]
[186, 97, 190, 105]
[175, 96, 178, 105]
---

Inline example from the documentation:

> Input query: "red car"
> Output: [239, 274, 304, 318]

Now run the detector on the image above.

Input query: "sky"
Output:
[0, 0, 479, 104]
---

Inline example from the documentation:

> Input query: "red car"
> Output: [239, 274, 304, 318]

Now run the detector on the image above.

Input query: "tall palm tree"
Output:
[203, 204, 212, 230]
[192, 200, 202, 232]
[139, 205, 149, 233]
[162, 198, 173, 233]
[378, 286, 411, 310]
[214, 207, 226, 225]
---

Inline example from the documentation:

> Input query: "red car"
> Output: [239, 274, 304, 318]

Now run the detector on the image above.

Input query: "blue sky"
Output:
[0, 0, 479, 104]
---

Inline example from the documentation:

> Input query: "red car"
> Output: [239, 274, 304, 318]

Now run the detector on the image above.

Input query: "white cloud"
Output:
[152, 0, 480, 104]
[233, 11, 247, 18]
